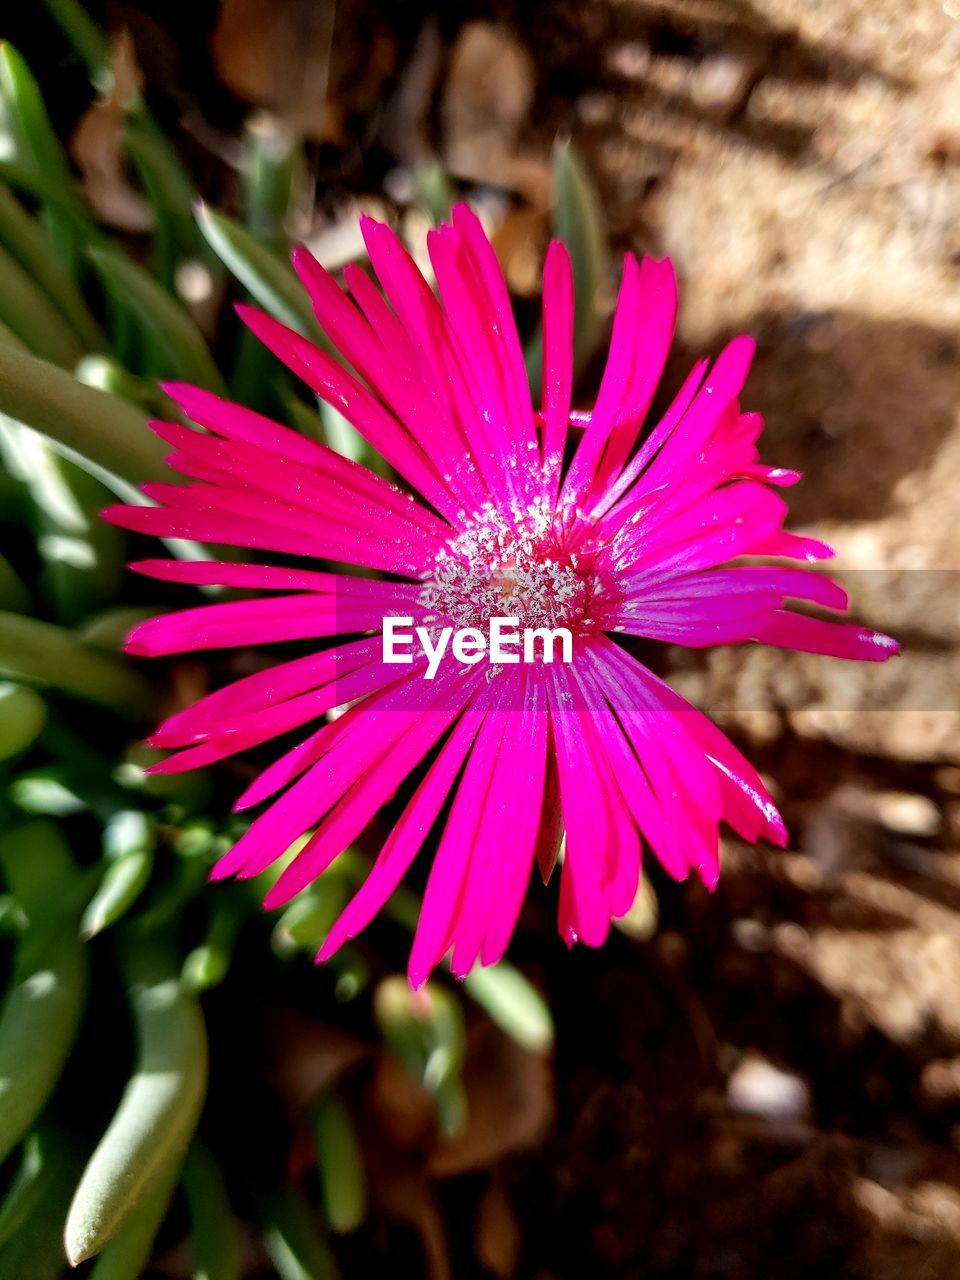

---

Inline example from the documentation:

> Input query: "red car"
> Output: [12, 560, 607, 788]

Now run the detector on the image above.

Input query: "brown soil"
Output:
[505, 2, 960, 1275]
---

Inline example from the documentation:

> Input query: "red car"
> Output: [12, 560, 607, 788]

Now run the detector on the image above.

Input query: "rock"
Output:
[875, 791, 942, 837]
[727, 1053, 812, 1122]
[690, 54, 760, 123]
[440, 22, 549, 203]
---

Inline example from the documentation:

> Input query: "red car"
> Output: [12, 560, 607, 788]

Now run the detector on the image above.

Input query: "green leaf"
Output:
[374, 977, 467, 1136]
[317, 396, 377, 469]
[241, 113, 304, 252]
[0, 556, 30, 613]
[86, 1161, 179, 1280]
[0, 463, 27, 525]
[272, 876, 347, 956]
[524, 139, 611, 388]
[0, 185, 104, 350]
[0, 45, 71, 192]
[0, 1130, 45, 1248]
[0, 898, 27, 936]
[0, 1124, 84, 1280]
[0, 817, 79, 914]
[330, 948, 370, 1003]
[415, 158, 454, 226]
[132, 857, 208, 936]
[0, 343, 165, 495]
[196, 204, 390, 473]
[10, 768, 87, 817]
[81, 849, 154, 939]
[38, 0, 110, 75]
[78, 606, 158, 650]
[552, 140, 610, 371]
[0, 325, 124, 623]
[0, 683, 46, 762]
[10, 750, 127, 825]
[74, 354, 172, 415]
[0, 239, 84, 366]
[0, 821, 88, 1167]
[279, 388, 325, 440]
[114, 742, 212, 811]
[258, 1187, 340, 1280]
[0, 422, 124, 624]
[463, 961, 554, 1054]
[0, 156, 93, 229]
[310, 1090, 366, 1234]
[0, 612, 153, 719]
[87, 246, 225, 392]
[318, 400, 382, 470]
[181, 1141, 242, 1280]
[103, 810, 153, 861]
[195, 202, 320, 339]
[0, 42, 86, 266]
[125, 118, 199, 291]
[613, 874, 658, 941]
[181, 894, 246, 993]
[65, 935, 208, 1264]
[39, 2, 200, 292]
[229, 325, 289, 411]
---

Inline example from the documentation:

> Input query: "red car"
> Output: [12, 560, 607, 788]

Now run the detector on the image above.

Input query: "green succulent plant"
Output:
[0, 8, 613, 1273]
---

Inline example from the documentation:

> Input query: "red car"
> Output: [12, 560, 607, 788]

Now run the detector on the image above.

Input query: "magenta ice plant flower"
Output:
[105, 205, 898, 985]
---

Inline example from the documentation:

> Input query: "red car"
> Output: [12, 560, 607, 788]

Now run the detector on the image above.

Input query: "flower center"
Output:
[419, 507, 604, 636]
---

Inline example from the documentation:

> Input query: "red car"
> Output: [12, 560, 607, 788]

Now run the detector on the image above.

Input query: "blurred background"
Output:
[1, 1, 959, 1277]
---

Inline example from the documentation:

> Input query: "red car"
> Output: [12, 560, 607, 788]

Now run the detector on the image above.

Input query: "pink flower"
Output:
[105, 205, 898, 985]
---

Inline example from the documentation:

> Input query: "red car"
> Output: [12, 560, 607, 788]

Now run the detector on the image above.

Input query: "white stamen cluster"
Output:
[419, 504, 604, 635]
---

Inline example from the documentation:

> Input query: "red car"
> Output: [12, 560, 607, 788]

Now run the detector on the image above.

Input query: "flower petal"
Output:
[317, 690, 491, 964]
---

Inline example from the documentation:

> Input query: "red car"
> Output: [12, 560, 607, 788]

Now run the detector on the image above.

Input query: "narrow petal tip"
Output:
[233, 301, 263, 327]
[122, 616, 169, 658]
[138, 482, 167, 503]
[261, 882, 291, 910]
[127, 559, 164, 577]
[159, 379, 197, 404]
[871, 631, 901, 659]
[314, 929, 348, 965]
[122, 634, 153, 657]
[846, 628, 901, 662]
[101, 503, 136, 527]
[767, 811, 789, 849]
